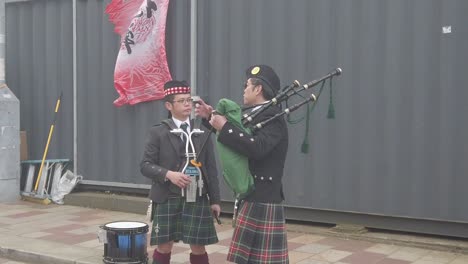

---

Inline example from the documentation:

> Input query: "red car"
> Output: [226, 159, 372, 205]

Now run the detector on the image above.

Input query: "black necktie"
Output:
[180, 122, 189, 143]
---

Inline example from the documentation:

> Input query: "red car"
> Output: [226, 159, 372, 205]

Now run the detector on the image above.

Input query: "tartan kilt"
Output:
[227, 201, 289, 264]
[150, 196, 218, 246]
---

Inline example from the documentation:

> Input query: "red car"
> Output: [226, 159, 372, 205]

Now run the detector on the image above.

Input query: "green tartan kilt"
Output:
[150, 196, 218, 246]
[227, 201, 289, 264]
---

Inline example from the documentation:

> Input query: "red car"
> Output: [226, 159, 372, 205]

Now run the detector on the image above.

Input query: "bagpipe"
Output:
[214, 68, 342, 226]
[210, 68, 342, 192]
[195, 68, 342, 226]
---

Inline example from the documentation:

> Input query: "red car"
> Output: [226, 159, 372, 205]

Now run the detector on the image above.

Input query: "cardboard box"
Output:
[20, 131, 28, 161]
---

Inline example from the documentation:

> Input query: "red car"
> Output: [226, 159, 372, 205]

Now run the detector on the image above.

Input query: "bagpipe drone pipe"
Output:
[243, 67, 342, 131]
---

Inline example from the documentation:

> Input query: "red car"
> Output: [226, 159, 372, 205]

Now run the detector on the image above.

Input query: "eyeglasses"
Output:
[172, 98, 194, 104]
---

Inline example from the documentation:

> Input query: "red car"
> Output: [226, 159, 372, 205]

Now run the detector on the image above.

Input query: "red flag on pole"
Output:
[106, 0, 172, 106]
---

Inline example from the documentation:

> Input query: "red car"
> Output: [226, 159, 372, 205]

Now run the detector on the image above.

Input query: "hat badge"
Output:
[251, 66, 260, 75]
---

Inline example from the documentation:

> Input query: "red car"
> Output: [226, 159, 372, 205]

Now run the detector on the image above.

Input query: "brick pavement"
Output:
[0, 201, 467, 264]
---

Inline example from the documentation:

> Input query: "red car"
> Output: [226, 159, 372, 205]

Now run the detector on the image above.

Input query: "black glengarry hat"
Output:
[245, 64, 280, 96]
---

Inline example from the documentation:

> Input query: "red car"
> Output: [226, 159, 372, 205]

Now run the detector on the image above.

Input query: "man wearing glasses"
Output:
[141, 80, 221, 264]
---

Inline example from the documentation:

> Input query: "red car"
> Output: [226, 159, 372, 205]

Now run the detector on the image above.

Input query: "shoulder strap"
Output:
[161, 119, 178, 130]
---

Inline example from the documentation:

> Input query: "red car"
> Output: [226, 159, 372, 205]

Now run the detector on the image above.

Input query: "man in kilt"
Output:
[141, 80, 221, 264]
[196, 65, 289, 263]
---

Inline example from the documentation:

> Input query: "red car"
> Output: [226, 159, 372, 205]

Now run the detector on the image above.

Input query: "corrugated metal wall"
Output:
[6, 0, 74, 162]
[74, 0, 191, 184]
[6, 0, 468, 236]
[197, 0, 468, 223]
[6, 0, 192, 185]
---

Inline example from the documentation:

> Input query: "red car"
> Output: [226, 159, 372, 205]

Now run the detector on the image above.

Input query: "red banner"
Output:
[106, 0, 172, 106]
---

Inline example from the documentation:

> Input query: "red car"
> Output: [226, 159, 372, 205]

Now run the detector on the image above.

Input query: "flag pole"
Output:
[190, 0, 199, 128]
[190, 0, 197, 97]
[73, 0, 78, 175]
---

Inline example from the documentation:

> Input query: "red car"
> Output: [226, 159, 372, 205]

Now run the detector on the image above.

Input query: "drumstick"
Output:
[213, 211, 222, 225]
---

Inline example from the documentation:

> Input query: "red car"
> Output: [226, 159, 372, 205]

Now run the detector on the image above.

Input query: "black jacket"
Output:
[140, 119, 221, 205]
[218, 105, 289, 203]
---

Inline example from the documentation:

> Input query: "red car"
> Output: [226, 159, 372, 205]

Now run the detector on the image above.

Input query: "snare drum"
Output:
[101, 221, 149, 264]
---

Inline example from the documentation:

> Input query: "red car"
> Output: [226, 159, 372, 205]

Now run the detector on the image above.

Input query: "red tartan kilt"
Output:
[227, 201, 289, 264]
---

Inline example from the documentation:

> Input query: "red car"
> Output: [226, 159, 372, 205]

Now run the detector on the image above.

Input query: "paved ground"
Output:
[0, 258, 28, 264]
[1, 201, 468, 264]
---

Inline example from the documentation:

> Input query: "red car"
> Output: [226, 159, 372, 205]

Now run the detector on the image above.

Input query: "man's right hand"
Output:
[166, 171, 192, 189]
[194, 98, 214, 120]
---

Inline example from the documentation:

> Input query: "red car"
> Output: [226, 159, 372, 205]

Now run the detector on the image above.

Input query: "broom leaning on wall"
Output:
[21, 92, 62, 205]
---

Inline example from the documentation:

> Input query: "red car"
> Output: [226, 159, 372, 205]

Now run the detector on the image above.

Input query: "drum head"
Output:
[103, 221, 148, 231]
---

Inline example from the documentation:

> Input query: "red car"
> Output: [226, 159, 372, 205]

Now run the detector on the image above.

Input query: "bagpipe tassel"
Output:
[327, 78, 335, 119]
[301, 104, 311, 154]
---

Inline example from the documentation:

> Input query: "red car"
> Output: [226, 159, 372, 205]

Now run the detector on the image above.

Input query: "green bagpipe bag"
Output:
[215, 98, 254, 199]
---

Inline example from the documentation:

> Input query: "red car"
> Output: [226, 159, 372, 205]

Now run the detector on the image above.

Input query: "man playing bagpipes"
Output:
[140, 80, 221, 264]
[196, 65, 290, 264]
